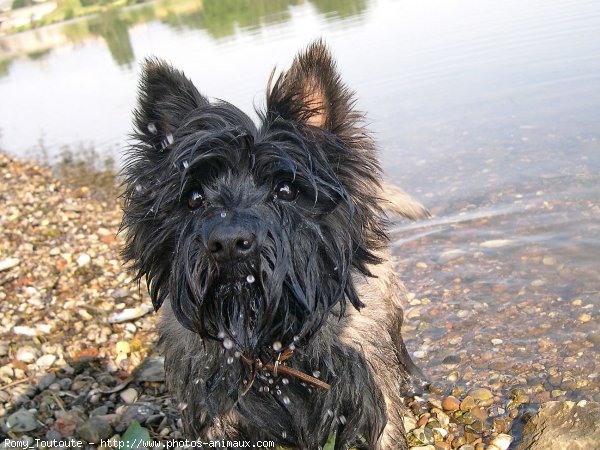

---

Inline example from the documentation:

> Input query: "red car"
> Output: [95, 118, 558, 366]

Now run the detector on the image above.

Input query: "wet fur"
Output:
[121, 40, 428, 449]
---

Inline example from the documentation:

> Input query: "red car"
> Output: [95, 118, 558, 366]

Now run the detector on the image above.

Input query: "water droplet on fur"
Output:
[268, 379, 274, 385]
[217, 331, 226, 339]
[234, 351, 241, 358]
[246, 274, 255, 284]
[220, 212, 227, 218]
[282, 378, 289, 385]
[339, 415, 347, 425]
[282, 396, 290, 405]
[273, 341, 282, 351]
[183, 160, 189, 169]
[282, 431, 287, 439]
[333, 266, 338, 271]
[150, 207, 155, 213]
[166, 132, 174, 144]
[147, 122, 157, 134]
[264, 386, 270, 393]
[223, 338, 234, 350]
[289, 344, 295, 351]
[135, 184, 143, 193]
[227, 356, 234, 364]
[194, 378, 201, 385]
[178, 402, 188, 410]
[293, 335, 300, 342]
[326, 409, 333, 417]
[276, 389, 282, 395]
[312, 370, 321, 378]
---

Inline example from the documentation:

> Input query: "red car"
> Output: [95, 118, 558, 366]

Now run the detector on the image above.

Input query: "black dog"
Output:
[121, 40, 428, 449]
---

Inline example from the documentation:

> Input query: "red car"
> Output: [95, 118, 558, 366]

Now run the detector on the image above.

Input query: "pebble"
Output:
[36, 354, 57, 369]
[77, 416, 113, 443]
[0, 257, 20, 271]
[491, 338, 503, 345]
[578, 313, 592, 323]
[116, 341, 131, 354]
[108, 304, 153, 323]
[460, 396, 475, 411]
[4, 409, 39, 432]
[441, 396, 460, 411]
[403, 415, 417, 433]
[487, 434, 512, 450]
[438, 250, 466, 263]
[12, 326, 39, 336]
[121, 404, 154, 425]
[16, 346, 39, 363]
[37, 373, 57, 391]
[479, 239, 515, 248]
[76, 253, 92, 266]
[119, 387, 139, 404]
[133, 356, 165, 382]
[442, 353, 460, 365]
[467, 388, 493, 402]
[587, 331, 600, 346]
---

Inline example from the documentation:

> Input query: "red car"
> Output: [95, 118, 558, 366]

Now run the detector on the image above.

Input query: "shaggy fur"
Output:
[121, 40, 428, 450]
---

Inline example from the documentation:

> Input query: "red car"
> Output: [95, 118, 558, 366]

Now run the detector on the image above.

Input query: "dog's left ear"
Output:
[266, 39, 360, 135]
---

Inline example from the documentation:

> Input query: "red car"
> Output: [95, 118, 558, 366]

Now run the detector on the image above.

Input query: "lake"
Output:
[1, 0, 599, 406]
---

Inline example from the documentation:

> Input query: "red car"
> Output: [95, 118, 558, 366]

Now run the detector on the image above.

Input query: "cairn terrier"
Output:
[121, 40, 429, 449]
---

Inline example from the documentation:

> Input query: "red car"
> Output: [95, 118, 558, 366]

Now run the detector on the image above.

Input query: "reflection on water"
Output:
[0, 0, 599, 406]
[0, 0, 369, 70]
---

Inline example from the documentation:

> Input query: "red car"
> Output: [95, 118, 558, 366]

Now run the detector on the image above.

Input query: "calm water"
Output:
[1, 0, 599, 399]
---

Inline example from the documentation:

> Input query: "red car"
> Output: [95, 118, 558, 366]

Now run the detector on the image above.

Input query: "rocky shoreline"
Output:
[0, 152, 597, 449]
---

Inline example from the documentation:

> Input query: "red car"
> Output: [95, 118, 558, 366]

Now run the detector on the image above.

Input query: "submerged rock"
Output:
[518, 400, 600, 450]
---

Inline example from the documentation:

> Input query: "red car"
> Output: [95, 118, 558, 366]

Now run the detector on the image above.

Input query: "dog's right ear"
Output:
[133, 58, 207, 151]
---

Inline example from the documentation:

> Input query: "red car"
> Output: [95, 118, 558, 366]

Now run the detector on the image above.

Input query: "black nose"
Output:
[208, 223, 256, 262]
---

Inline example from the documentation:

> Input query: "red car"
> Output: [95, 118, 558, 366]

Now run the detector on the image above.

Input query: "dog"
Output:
[121, 40, 429, 450]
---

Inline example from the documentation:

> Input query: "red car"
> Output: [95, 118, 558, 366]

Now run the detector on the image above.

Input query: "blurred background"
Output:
[0, 0, 599, 446]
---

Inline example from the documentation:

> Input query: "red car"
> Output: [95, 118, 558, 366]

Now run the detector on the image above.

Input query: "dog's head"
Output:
[121, 41, 386, 358]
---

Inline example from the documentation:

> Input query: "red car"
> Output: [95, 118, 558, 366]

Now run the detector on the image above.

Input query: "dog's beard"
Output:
[169, 225, 333, 360]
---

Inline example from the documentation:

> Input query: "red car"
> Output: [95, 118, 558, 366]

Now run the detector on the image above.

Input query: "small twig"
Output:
[0, 376, 33, 391]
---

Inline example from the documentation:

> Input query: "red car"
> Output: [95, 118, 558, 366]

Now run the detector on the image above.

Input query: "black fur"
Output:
[121, 40, 425, 449]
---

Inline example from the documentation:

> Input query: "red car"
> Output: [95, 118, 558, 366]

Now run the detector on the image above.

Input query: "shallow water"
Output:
[1, 0, 599, 403]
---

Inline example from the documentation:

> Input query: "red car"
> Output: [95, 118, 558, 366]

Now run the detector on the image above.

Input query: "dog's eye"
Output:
[187, 190, 205, 210]
[274, 182, 298, 202]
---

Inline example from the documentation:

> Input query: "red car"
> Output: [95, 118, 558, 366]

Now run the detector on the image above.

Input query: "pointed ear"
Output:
[266, 40, 358, 132]
[134, 58, 207, 150]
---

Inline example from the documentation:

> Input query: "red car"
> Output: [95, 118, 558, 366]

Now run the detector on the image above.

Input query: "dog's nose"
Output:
[208, 224, 256, 262]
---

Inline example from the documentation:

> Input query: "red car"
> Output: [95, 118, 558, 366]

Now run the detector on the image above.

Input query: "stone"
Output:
[133, 356, 165, 382]
[442, 354, 461, 365]
[438, 250, 466, 263]
[77, 416, 113, 443]
[121, 404, 154, 425]
[36, 354, 57, 369]
[76, 253, 91, 266]
[479, 239, 515, 248]
[37, 373, 57, 391]
[16, 346, 38, 363]
[0, 258, 20, 271]
[442, 396, 460, 411]
[120, 387, 139, 404]
[4, 409, 38, 432]
[467, 387, 493, 402]
[517, 401, 600, 450]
